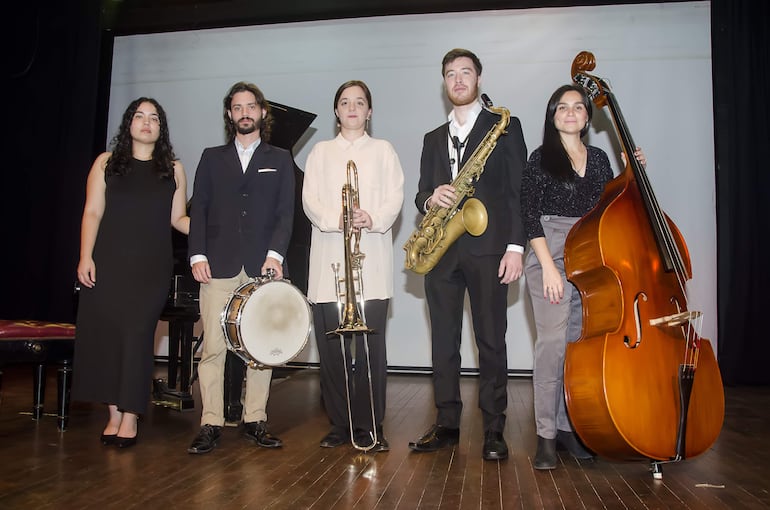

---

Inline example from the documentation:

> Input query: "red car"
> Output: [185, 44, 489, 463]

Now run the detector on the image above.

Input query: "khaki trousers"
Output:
[197, 268, 272, 426]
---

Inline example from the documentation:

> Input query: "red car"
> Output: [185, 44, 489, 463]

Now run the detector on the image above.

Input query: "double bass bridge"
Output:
[649, 310, 702, 328]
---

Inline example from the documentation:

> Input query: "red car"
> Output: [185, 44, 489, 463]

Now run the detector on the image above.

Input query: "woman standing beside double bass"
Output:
[521, 84, 646, 470]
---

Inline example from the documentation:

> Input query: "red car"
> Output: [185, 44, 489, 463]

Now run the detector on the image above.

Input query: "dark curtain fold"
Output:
[712, 0, 770, 385]
[2, 1, 104, 323]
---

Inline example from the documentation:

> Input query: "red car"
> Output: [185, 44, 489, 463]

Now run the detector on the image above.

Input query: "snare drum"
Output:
[221, 278, 311, 368]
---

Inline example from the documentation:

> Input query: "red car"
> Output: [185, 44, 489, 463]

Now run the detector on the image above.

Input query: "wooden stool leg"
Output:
[33, 364, 47, 420]
[57, 360, 73, 431]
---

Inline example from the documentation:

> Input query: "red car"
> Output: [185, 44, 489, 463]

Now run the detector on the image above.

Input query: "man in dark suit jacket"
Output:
[187, 81, 295, 454]
[408, 49, 527, 461]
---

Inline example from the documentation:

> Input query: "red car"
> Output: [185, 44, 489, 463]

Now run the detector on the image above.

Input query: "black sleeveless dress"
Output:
[73, 158, 175, 414]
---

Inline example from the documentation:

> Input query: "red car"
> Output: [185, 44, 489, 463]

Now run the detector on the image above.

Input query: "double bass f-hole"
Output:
[623, 292, 648, 349]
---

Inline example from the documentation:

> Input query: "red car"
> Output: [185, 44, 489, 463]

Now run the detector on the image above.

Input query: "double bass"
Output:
[563, 52, 724, 473]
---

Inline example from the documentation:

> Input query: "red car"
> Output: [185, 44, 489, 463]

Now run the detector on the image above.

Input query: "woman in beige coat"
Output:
[302, 79, 404, 452]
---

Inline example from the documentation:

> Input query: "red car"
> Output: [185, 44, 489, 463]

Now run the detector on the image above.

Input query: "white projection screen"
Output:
[111, 2, 715, 373]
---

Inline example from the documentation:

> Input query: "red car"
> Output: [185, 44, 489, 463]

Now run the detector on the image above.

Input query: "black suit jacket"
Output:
[415, 108, 528, 256]
[188, 141, 295, 278]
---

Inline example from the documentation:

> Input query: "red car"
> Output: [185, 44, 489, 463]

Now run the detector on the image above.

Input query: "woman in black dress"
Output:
[74, 98, 189, 448]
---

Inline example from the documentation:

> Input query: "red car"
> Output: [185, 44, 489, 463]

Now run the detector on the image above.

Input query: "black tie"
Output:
[452, 135, 466, 170]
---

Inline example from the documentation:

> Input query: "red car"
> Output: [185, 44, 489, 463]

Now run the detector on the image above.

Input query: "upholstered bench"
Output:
[0, 319, 76, 430]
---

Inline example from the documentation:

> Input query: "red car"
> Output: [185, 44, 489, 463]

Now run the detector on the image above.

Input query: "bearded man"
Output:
[408, 49, 528, 461]
[187, 81, 295, 454]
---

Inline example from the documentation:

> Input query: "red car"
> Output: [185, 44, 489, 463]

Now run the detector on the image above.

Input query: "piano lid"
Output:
[267, 100, 316, 152]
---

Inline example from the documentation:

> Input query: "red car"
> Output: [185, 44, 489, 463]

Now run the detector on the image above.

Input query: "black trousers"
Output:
[312, 299, 389, 436]
[424, 245, 509, 433]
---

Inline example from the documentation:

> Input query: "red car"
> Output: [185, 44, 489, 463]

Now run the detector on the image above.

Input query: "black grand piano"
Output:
[152, 101, 315, 420]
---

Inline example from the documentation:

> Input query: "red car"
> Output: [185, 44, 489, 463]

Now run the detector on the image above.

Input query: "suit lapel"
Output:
[221, 144, 244, 179]
[437, 124, 452, 181]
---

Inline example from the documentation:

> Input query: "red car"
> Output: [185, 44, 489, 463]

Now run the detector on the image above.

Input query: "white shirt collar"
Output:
[235, 138, 260, 152]
[448, 100, 483, 139]
[235, 138, 261, 172]
[334, 131, 370, 149]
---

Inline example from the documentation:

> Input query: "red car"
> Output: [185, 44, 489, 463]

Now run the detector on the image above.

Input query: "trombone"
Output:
[329, 160, 378, 452]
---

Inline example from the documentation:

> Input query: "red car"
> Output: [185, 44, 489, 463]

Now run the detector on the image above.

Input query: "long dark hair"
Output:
[105, 97, 176, 179]
[223, 81, 273, 144]
[540, 84, 593, 182]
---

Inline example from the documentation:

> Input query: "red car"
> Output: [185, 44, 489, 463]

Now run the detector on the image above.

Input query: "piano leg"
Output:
[167, 320, 181, 390]
[224, 351, 245, 424]
[179, 321, 195, 392]
[152, 316, 196, 412]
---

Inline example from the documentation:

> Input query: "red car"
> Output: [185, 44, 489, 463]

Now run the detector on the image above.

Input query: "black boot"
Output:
[534, 436, 557, 470]
[556, 430, 593, 460]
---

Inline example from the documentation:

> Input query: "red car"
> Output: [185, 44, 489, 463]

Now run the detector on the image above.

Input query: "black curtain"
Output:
[712, 0, 770, 385]
[2, 0, 105, 323]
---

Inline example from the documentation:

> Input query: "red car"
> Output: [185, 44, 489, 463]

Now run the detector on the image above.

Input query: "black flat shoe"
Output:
[408, 424, 459, 452]
[243, 421, 283, 448]
[100, 434, 117, 446]
[482, 430, 509, 461]
[320, 431, 349, 448]
[556, 430, 593, 460]
[115, 435, 137, 448]
[534, 436, 557, 470]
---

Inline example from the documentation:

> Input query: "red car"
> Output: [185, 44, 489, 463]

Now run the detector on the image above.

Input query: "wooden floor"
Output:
[0, 364, 768, 510]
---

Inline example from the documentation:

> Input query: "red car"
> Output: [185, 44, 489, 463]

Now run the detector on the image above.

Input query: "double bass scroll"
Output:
[562, 51, 724, 466]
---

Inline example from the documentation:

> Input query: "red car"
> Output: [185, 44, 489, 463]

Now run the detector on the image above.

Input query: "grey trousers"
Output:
[524, 216, 583, 439]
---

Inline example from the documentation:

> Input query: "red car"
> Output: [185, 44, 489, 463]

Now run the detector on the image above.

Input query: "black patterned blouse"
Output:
[521, 144, 614, 240]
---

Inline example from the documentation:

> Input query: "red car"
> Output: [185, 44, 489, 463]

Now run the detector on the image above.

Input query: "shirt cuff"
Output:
[506, 244, 524, 254]
[267, 250, 284, 264]
[190, 254, 208, 266]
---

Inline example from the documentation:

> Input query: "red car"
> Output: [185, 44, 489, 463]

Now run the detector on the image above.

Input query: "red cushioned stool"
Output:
[0, 320, 76, 430]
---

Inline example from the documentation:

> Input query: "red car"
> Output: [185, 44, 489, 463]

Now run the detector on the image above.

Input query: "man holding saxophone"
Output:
[407, 49, 528, 461]
[302, 80, 404, 451]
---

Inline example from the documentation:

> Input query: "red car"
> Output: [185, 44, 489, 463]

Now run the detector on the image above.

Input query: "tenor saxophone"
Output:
[403, 101, 510, 274]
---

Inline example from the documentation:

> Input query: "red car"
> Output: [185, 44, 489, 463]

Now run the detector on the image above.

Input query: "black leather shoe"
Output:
[188, 424, 222, 454]
[534, 436, 557, 470]
[408, 424, 460, 452]
[556, 430, 593, 460]
[100, 434, 117, 446]
[482, 430, 508, 460]
[244, 421, 283, 448]
[320, 430, 348, 448]
[355, 428, 390, 452]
